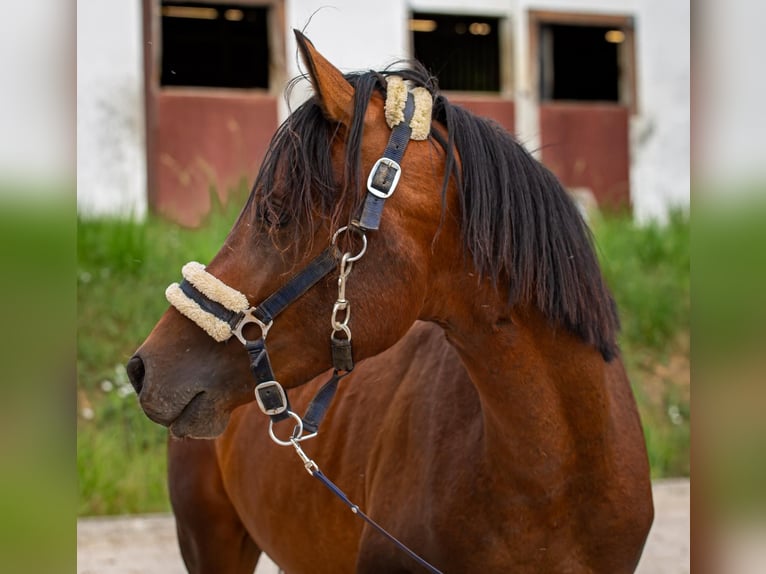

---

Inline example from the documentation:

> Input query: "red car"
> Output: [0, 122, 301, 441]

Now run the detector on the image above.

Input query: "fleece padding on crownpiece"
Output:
[408, 87, 432, 141]
[384, 76, 432, 141]
[384, 76, 408, 129]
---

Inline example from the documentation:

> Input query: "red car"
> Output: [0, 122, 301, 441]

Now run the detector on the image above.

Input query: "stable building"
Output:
[77, 0, 689, 225]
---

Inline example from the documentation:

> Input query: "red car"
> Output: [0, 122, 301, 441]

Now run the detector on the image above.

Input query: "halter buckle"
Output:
[367, 157, 402, 199]
[255, 381, 288, 416]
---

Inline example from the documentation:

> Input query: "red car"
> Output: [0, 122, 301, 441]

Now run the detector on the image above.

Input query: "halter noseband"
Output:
[165, 76, 432, 440]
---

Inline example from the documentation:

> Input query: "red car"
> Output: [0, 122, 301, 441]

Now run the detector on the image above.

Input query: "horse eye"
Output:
[257, 203, 291, 228]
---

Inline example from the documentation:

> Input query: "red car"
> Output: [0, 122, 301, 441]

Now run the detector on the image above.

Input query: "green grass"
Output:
[0, 195, 77, 572]
[593, 209, 690, 477]
[77, 202, 690, 515]
[77, 191, 245, 515]
[594, 210, 689, 353]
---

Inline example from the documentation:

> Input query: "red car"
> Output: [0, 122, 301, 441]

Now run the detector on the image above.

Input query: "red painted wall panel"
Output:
[449, 96, 515, 134]
[154, 91, 277, 226]
[151, 93, 513, 226]
[539, 103, 630, 208]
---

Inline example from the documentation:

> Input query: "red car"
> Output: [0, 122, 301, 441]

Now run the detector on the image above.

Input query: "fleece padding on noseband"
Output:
[165, 262, 250, 342]
[180, 262, 249, 312]
[384, 76, 432, 141]
[166, 283, 233, 342]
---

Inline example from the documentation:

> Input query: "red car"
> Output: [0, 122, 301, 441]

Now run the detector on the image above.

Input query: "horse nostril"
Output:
[126, 355, 146, 395]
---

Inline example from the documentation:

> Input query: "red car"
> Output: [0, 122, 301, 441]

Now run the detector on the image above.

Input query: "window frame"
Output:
[407, 11, 513, 97]
[146, 0, 286, 96]
[528, 10, 637, 114]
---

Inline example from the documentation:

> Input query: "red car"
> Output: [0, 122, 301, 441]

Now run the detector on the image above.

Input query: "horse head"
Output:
[128, 32, 456, 438]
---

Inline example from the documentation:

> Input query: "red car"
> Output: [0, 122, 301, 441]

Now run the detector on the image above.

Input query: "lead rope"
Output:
[289, 438, 444, 574]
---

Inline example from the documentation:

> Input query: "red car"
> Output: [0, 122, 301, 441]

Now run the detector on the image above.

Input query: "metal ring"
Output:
[331, 226, 367, 262]
[331, 301, 351, 330]
[231, 308, 273, 346]
[331, 324, 352, 342]
[268, 411, 303, 446]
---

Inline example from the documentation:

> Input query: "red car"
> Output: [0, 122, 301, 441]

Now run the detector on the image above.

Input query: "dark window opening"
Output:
[411, 13, 501, 92]
[161, 2, 270, 89]
[540, 24, 621, 102]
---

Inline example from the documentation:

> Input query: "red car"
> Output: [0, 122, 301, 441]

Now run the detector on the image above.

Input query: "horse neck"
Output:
[424, 267, 618, 475]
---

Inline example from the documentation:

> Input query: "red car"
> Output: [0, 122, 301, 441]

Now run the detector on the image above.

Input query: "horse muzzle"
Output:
[126, 351, 232, 438]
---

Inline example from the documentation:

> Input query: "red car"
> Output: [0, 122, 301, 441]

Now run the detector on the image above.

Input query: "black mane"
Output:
[243, 63, 620, 360]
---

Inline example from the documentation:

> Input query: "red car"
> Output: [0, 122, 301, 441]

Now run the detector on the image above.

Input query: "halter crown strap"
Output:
[355, 76, 433, 231]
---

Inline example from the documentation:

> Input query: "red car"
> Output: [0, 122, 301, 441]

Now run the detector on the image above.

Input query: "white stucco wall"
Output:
[0, 0, 70, 190]
[77, 0, 146, 218]
[290, 0, 690, 222]
[282, 1, 409, 115]
[700, 0, 766, 189]
[628, 0, 690, 222]
[410, 0, 510, 16]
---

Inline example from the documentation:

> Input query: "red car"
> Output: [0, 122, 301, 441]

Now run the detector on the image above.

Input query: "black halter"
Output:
[177, 91, 416, 437]
[178, 246, 340, 425]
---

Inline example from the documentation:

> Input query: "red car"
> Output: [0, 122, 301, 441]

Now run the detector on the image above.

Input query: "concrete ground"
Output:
[77, 478, 689, 573]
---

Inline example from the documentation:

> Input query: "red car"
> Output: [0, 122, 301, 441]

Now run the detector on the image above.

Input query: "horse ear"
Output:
[294, 30, 354, 125]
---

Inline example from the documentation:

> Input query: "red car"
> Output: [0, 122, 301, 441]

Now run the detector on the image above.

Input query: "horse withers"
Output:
[128, 31, 653, 573]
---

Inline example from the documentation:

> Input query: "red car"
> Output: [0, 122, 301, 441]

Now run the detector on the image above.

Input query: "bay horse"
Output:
[128, 31, 653, 573]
